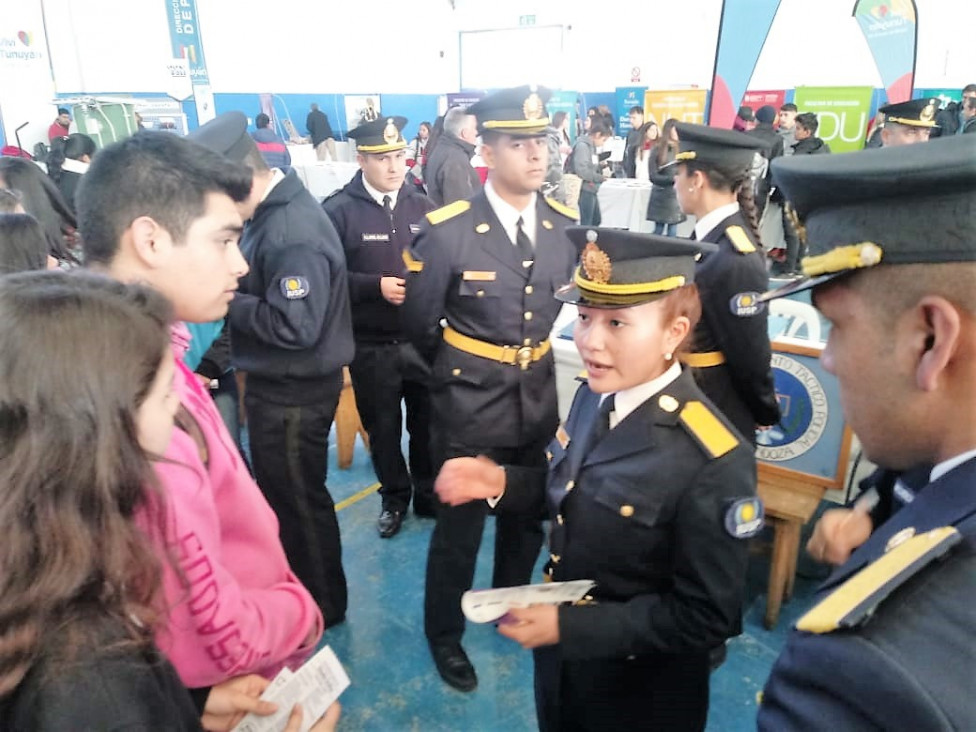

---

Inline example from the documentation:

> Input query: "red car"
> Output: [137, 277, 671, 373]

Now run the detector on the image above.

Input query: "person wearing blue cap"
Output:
[188, 111, 353, 628]
[757, 134, 976, 730]
[322, 116, 437, 539]
[435, 227, 759, 730]
[402, 84, 581, 692]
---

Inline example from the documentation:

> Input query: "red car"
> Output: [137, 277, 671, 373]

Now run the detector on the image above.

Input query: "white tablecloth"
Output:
[287, 143, 317, 166]
[293, 162, 360, 200]
[597, 179, 653, 232]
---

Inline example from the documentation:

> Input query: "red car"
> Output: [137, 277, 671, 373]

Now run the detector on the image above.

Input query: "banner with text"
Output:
[0, 0, 57, 151]
[792, 86, 874, 153]
[615, 87, 647, 137]
[708, 0, 783, 127]
[548, 90, 579, 143]
[741, 90, 787, 115]
[852, 0, 918, 104]
[164, 0, 215, 124]
[643, 90, 707, 127]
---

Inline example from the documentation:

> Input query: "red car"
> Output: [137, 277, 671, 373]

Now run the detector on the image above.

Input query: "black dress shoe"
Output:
[430, 642, 477, 692]
[377, 509, 404, 538]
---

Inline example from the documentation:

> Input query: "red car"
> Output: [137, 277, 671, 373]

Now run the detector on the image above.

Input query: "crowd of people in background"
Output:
[0, 80, 974, 731]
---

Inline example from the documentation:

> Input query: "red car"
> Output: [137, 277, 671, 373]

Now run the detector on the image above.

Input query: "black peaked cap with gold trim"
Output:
[879, 97, 940, 128]
[348, 116, 408, 154]
[662, 122, 765, 173]
[761, 133, 976, 302]
[467, 85, 551, 137]
[556, 227, 717, 308]
[186, 110, 259, 163]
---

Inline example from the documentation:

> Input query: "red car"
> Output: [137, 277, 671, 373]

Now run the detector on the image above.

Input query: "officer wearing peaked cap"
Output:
[401, 85, 581, 693]
[188, 111, 354, 626]
[878, 96, 940, 147]
[758, 134, 976, 730]
[322, 115, 437, 540]
[666, 122, 781, 446]
[434, 227, 759, 731]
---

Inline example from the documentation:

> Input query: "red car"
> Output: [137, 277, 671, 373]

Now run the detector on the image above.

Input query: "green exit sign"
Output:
[519, 14, 536, 26]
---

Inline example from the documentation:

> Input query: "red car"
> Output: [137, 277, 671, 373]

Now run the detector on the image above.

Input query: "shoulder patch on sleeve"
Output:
[795, 526, 962, 634]
[425, 199, 471, 226]
[544, 197, 580, 222]
[725, 225, 756, 254]
[280, 276, 310, 299]
[402, 249, 423, 273]
[679, 401, 739, 459]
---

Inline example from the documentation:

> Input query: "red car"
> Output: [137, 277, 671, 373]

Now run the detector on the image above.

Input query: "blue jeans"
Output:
[579, 189, 601, 227]
[652, 221, 679, 237]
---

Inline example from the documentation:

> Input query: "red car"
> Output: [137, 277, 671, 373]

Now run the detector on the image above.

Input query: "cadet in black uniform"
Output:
[189, 112, 354, 626]
[667, 122, 780, 443]
[878, 96, 940, 147]
[401, 85, 580, 692]
[322, 116, 436, 539]
[435, 228, 760, 731]
[757, 133, 976, 731]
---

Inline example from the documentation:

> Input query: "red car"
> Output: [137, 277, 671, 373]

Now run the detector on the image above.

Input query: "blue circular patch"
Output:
[762, 369, 812, 448]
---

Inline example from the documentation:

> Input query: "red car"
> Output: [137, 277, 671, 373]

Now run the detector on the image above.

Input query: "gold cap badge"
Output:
[581, 231, 612, 284]
[383, 119, 399, 144]
[920, 101, 936, 122]
[523, 92, 544, 121]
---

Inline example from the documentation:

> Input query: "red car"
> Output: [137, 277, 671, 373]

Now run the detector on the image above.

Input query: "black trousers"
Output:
[348, 341, 433, 513]
[245, 372, 347, 625]
[424, 435, 548, 644]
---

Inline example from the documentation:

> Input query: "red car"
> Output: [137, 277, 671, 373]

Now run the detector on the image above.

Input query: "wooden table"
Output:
[757, 471, 825, 629]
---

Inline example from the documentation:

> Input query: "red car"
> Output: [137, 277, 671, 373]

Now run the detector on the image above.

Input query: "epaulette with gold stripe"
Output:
[425, 199, 470, 226]
[544, 197, 580, 222]
[402, 249, 423, 273]
[679, 401, 738, 459]
[796, 526, 961, 634]
[726, 225, 756, 254]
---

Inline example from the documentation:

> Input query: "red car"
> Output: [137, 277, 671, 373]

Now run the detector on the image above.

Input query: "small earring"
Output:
[664, 352, 673, 361]
[687, 187, 695, 193]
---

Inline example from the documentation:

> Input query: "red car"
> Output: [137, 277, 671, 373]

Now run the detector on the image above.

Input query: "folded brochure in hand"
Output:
[462, 580, 596, 623]
[232, 645, 349, 732]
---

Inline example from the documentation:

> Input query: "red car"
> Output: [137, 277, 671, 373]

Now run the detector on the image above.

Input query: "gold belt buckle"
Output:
[516, 345, 533, 371]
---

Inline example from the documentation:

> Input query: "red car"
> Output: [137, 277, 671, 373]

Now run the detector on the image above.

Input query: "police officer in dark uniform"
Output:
[322, 116, 436, 539]
[402, 85, 581, 692]
[757, 134, 976, 729]
[189, 112, 354, 626]
[878, 96, 940, 147]
[435, 228, 761, 731]
[667, 122, 780, 444]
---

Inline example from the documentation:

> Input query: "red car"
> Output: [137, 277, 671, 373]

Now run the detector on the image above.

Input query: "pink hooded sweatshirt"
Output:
[143, 325, 322, 688]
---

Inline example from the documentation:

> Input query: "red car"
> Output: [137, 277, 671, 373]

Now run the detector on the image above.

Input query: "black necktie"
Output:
[383, 195, 396, 234]
[516, 216, 534, 269]
[588, 394, 616, 449]
[689, 230, 697, 241]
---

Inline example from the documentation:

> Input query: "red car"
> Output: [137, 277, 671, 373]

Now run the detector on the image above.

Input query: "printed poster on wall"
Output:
[792, 86, 873, 153]
[643, 90, 707, 127]
[615, 87, 647, 137]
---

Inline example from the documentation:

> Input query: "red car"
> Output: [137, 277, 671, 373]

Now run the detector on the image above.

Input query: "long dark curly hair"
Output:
[683, 159, 764, 244]
[0, 271, 172, 697]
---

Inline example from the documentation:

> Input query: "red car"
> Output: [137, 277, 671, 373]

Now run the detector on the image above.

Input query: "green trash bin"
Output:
[68, 98, 139, 149]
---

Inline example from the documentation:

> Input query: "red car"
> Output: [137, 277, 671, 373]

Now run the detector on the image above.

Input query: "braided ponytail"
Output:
[736, 181, 763, 245]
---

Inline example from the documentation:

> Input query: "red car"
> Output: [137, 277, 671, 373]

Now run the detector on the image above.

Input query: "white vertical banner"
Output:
[0, 0, 57, 151]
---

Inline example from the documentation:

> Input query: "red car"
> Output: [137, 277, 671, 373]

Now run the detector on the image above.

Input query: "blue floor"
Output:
[317, 435, 824, 731]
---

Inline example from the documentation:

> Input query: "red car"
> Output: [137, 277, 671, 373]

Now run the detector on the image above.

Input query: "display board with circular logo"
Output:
[757, 343, 852, 488]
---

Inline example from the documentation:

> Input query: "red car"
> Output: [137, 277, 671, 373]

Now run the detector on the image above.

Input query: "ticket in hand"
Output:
[232, 645, 350, 732]
[461, 580, 596, 623]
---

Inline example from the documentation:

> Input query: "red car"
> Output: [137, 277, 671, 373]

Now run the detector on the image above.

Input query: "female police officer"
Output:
[668, 122, 780, 444]
[435, 227, 760, 731]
